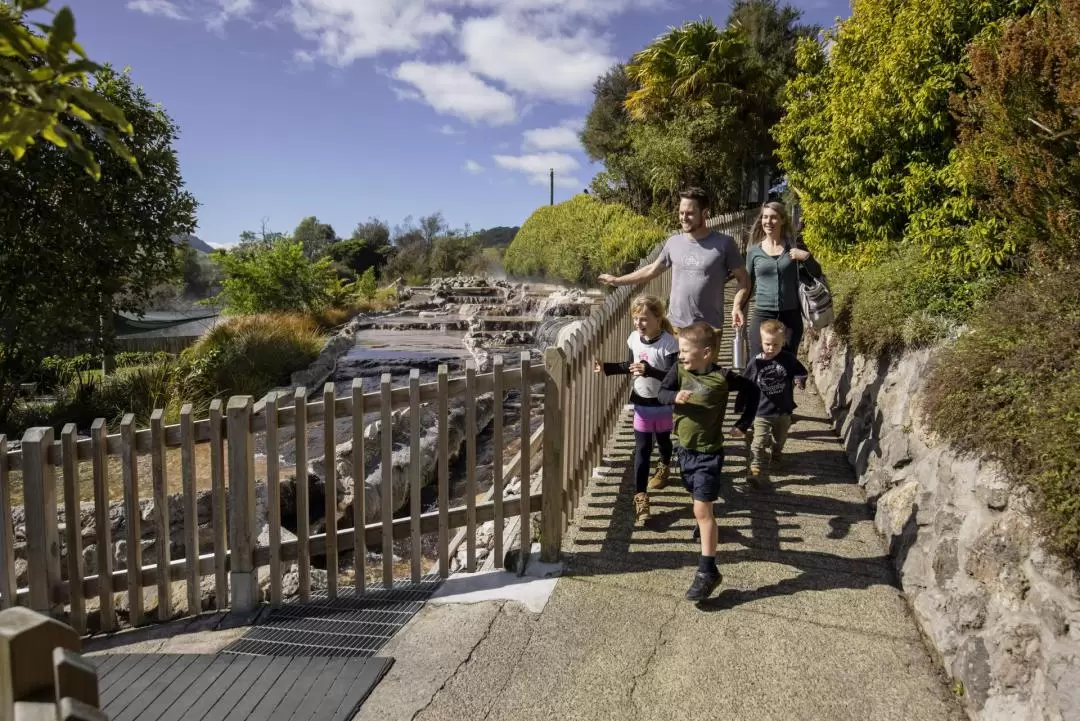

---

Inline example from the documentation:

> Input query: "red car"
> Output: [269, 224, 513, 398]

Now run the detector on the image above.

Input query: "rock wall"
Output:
[806, 327, 1080, 721]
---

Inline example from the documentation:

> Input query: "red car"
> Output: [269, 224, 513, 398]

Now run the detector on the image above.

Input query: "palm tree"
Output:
[624, 19, 759, 122]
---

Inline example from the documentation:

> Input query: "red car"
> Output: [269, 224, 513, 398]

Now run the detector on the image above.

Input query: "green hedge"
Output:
[503, 194, 667, 283]
[923, 273, 1080, 565]
[829, 249, 1001, 357]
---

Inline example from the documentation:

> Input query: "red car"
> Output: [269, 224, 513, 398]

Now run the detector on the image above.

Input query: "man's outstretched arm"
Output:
[598, 257, 666, 287]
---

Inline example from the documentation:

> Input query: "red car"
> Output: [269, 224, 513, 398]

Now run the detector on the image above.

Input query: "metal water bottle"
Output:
[733, 325, 749, 371]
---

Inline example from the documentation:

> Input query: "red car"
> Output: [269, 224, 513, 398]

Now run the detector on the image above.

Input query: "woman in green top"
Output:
[734, 202, 823, 359]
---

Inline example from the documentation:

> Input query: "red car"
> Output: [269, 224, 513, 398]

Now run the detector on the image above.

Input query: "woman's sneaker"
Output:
[648, 465, 670, 490]
[633, 492, 651, 523]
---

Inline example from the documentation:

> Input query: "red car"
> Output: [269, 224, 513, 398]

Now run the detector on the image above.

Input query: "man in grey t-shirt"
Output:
[599, 187, 750, 338]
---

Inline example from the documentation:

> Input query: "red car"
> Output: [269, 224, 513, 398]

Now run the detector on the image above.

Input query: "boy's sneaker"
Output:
[633, 492, 651, 523]
[686, 569, 723, 602]
[648, 465, 670, 490]
[747, 465, 772, 492]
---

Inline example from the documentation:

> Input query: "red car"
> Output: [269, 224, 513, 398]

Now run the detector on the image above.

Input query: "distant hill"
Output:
[472, 226, 519, 248]
[172, 233, 216, 254]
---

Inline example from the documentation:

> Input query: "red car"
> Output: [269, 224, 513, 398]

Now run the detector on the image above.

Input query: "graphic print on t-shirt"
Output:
[681, 372, 709, 401]
[756, 359, 788, 397]
[681, 250, 705, 275]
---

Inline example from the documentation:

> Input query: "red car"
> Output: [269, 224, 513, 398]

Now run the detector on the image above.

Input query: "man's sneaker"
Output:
[633, 492, 651, 523]
[648, 465, 670, 490]
[686, 569, 722, 602]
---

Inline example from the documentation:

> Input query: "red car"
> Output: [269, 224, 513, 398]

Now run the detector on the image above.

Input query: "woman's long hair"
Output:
[749, 201, 793, 247]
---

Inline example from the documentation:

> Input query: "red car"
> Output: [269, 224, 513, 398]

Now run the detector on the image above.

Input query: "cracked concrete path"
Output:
[355, 380, 965, 721]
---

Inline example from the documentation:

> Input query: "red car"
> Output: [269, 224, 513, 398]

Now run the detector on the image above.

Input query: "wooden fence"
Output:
[0, 208, 755, 634]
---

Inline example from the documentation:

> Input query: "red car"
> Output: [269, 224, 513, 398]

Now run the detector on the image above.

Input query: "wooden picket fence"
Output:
[0, 208, 755, 634]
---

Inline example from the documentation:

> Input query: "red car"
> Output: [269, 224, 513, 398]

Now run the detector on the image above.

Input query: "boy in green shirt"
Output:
[656, 322, 758, 602]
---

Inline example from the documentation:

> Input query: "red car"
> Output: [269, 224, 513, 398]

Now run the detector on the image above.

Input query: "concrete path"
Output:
[356, 381, 965, 721]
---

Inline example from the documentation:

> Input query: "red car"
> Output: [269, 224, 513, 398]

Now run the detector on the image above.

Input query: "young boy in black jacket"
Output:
[656, 322, 757, 602]
[742, 319, 808, 488]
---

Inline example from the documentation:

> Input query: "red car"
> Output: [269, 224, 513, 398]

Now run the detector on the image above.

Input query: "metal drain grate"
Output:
[221, 575, 442, 658]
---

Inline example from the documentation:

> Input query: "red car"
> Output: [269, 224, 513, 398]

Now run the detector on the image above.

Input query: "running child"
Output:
[593, 294, 679, 523]
[742, 319, 808, 487]
[656, 322, 758, 602]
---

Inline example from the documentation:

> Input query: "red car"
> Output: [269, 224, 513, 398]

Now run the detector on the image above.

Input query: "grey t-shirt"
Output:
[657, 230, 744, 328]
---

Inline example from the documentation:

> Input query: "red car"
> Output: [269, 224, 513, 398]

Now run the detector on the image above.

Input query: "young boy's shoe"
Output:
[647, 465, 670, 490]
[686, 568, 722, 602]
[633, 492, 651, 523]
[747, 465, 772, 493]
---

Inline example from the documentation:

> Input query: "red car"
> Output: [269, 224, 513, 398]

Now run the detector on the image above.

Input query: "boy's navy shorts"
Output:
[677, 447, 724, 502]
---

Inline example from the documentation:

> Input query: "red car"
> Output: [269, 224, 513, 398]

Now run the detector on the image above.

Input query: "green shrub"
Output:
[211, 239, 338, 315]
[830, 249, 1001, 357]
[176, 314, 324, 404]
[356, 267, 378, 299]
[43, 360, 179, 429]
[774, 0, 1032, 273]
[924, 272, 1080, 565]
[504, 194, 667, 283]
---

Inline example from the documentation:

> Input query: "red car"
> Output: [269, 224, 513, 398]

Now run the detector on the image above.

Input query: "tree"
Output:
[237, 219, 284, 248]
[952, 0, 1080, 270]
[580, 65, 655, 214]
[292, 215, 337, 260]
[0, 64, 197, 423]
[430, 233, 484, 276]
[211, 238, 337, 315]
[773, 0, 1031, 270]
[328, 236, 389, 277]
[351, 217, 391, 248]
[1, 0, 138, 179]
[623, 19, 769, 210]
[180, 245, 221, 300]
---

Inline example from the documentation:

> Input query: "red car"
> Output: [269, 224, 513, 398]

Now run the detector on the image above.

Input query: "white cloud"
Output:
[393, 62, 517, 125]
[460, 16, 614, 102]
[207, 0, 254, 30]
[494, 151, 580, 187]
[452, 0, 666, 23]
[127, 0, 187, 20]
[290, 0, 456, 65]
[522, 119, 583, 151]
[464, 159, 484, 174]
[438, 124, 463, 135]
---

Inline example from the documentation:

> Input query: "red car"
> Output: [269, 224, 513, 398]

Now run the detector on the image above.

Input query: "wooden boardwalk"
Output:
[91, 653, 392, 721]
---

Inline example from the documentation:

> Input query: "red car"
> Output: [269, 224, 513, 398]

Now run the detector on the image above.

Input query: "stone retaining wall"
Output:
[806, 327, 1079, 721]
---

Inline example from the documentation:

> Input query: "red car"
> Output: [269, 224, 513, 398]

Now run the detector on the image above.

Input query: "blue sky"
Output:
[60, 0, 851, 247]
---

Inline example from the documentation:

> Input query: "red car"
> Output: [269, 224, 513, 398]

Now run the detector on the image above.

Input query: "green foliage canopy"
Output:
[0, 64, 197, 423]
[211, 239, 338, 315]
[584, 4, 814, 218]
[773, 0, 1031, 271]
[1, 0, 139, 178]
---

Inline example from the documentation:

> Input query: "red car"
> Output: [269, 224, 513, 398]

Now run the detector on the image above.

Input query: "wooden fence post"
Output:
[226, 396, 257, 612]
[21, 428, 61, 615]
[541, 348, 567, 563]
